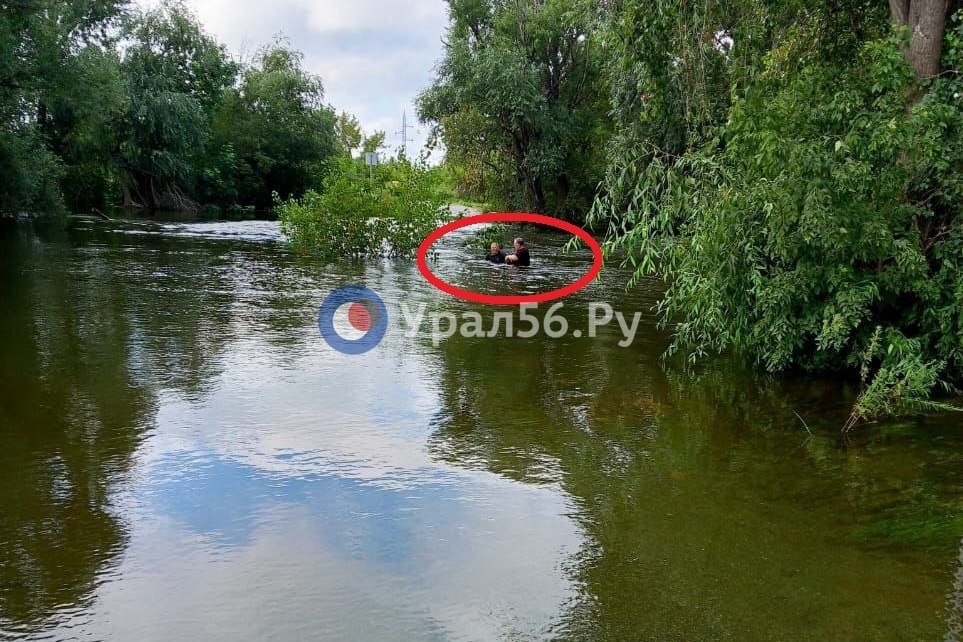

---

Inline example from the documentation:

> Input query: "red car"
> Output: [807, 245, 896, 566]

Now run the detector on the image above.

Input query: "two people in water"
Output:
[486, 238, 530, 266]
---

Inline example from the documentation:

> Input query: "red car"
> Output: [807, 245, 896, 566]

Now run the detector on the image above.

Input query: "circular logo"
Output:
[318, 286, 388, 354]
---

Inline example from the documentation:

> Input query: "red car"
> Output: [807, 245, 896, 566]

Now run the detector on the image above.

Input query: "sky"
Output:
[137, 0, 450, 158]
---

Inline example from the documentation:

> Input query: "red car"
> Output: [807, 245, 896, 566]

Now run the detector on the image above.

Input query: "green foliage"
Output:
[335, 111, 362, 156]
[418, 0, 611, 220]
[117, 0, 238, 211]
[592, 6, 963, 423]
[461, 222, 515, 249]
[362, 131, 386, 154]
[47, 45, 128, 210]
[0, 123, 62, 215]
[0, 0, 343, 214]
[0, 0, 127, 214]
[845, 328, 960, 431]
[426, 164, 457, 203]
[277, 156, 446, 259]
[208, 41, 339, 210]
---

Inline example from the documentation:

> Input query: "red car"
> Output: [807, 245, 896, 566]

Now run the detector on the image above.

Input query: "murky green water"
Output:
[0, 216, 961, 641]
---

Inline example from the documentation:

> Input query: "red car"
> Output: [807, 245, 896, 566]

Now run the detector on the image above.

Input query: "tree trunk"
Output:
[122, 185, 135, 209]
[36, 101, 46, 124]
[889, 0, 950, 78]
[554, 172, 570, 218]
[531, 176, 546, 214]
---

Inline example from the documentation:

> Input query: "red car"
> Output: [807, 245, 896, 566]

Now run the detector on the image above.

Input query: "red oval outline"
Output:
[417, 212, 602, 305]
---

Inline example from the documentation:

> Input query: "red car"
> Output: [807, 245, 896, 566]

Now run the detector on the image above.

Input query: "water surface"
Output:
[0, 217, 960, 641]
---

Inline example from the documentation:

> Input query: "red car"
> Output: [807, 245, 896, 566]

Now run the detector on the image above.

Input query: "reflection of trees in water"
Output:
[427, 330, 962, 640]
[0, 222, 297, 631]
[428, 329, 661, 483]
[0, 226, 153, 630]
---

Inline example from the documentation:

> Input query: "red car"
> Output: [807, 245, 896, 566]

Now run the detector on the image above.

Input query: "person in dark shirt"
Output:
[485, 242, 506, 264]
[505, 237, 530, 266]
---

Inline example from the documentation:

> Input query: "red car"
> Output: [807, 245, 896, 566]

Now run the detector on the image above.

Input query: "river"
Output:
[0, 216, 960, 641]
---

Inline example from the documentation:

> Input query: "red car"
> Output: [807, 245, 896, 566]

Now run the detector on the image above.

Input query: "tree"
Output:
[0, 0, 343, 214]
[0, 0, 127, 214]
[278, 155, 444, 259]
[47, 45, 128, 210]
[362, 130, 386, 154]
[117, 1, 238, 212]
[335, 111, 363, 156]
[209, 42, 339, 209]
[889, 0, 959, 78]
[590, 0, 963, 423]
[418, 0, 610, 220]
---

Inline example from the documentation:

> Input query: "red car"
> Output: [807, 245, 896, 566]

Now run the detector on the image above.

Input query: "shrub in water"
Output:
[278, 156, 446, 259]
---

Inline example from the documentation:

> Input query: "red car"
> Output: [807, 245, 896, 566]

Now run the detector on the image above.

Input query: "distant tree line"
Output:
[0, 0, 384, 215]
[420, 0, 963, 422]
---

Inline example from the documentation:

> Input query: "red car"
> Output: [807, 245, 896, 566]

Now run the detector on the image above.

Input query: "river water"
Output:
[0, 216, 960, 641]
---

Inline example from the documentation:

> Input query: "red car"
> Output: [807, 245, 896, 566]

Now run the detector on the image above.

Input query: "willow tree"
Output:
[208, 43, 339, 210]
[117, 1, 237, 212]
[591, 0, 963, 424]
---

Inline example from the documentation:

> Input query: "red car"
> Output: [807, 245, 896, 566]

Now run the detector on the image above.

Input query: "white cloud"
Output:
[302, 0, 446, 36]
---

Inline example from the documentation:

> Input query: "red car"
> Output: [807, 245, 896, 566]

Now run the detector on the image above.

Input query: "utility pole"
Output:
[396, 110, 414, 159]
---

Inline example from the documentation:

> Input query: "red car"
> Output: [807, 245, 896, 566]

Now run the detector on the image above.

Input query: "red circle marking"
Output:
[348, 302, 371, 331]
[416, 212, 603, 305]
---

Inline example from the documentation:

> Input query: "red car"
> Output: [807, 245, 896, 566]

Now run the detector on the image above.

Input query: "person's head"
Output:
[514, 237, 525, 250]
[490, 242, 501, 254]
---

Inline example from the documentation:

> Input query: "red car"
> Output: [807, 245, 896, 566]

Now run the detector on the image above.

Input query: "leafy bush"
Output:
[277, 156, 446, 259]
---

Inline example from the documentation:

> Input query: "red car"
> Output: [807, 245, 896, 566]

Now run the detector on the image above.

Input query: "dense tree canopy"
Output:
[207, 43, 339, 210]
[0, 0, 127, 213]
[117, 2, 238, 211]
[420, 0, 961, 420]
[418, 0, 611, 220]
[0, 0, 365, 215]
[587, 0, 962, 422]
